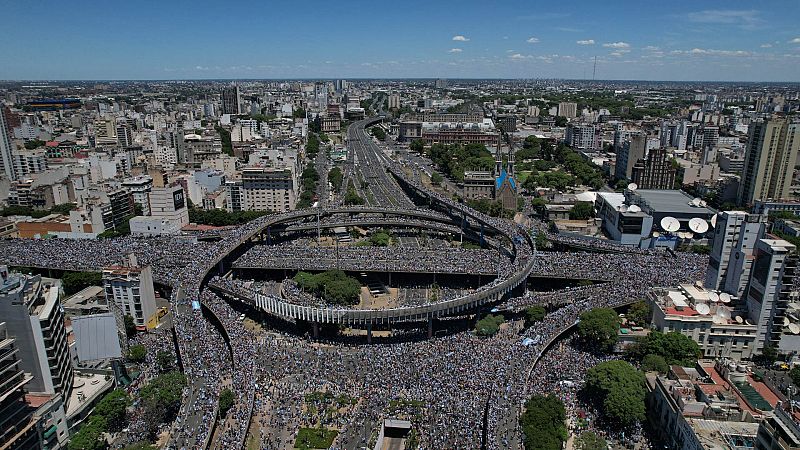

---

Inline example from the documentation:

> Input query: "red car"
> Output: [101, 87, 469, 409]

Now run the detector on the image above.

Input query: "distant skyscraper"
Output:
[435, 79, 447, 89]
[0, 106, 16, 180]
[116, 124, 133, 147]
[630, 148, 677, 190]
[388, 94, 401, 109]
[221, 86, 241, 115]
[738, 118, 800, 206]
[615, 133, 647, 180]
[557, 102, 577, 119]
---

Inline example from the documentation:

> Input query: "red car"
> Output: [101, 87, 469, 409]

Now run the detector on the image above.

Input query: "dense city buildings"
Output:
[739, 119, 800, 206]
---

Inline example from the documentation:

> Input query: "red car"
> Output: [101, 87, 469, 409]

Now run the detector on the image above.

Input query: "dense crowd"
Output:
[235, 243, 507, 276]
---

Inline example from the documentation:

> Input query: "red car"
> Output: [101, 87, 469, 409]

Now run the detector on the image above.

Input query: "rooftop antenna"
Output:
[592, 56, 597, 81]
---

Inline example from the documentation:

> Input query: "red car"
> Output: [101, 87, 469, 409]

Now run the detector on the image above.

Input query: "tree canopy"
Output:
[575, 431, 608, 450]
[328, 167, 343, 191]
[585, 360, 646, 427]
[577, 308, 620, 352]
[93, 389, 131, 432]
[626, 331, 701, 366]
[139, 371, 187, 438]
[525, 306, 546, 326]
[62, 271, 103, 295]
[293, 270, 361, 306]
[127, 344, 146, 363]
[520, 394, 567, 450]
[475, 314, 505, 337]
[427, 143, 493, 182]
[569, 202, 594, 220]
[625, 301, 651, 327]
[189, 208, 272, 226]
[219, 388, 235, 418]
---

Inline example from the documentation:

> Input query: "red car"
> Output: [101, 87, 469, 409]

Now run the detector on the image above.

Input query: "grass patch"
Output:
[294, 427, 338, 450]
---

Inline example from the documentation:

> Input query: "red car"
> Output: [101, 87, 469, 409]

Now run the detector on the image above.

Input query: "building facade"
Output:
[738, 119, 800, 206]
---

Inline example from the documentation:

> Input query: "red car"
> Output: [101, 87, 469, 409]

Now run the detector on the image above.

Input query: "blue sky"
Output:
[1, 0, 799, 81]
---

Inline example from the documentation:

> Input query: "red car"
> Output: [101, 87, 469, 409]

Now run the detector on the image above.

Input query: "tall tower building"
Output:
[221, 86, 241, 115]
[745, 238, 797, 352]
[615, 133, 647, 180]
[738, 119, 800, 206]
[0, 268, 74, 396]
[0, 322, 40, 450]
[0, 106, 16, 180]
[705, 211, 765, 292]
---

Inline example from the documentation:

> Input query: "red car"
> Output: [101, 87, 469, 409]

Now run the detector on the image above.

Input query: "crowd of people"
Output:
[235, 242, 506, 276]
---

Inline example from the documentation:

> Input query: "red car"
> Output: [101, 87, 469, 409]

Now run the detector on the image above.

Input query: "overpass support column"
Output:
[480, 224, 485, 247]
[267, 227, 272, 245]
[367, 323, 373, 344]
[427, 316, 434, 339]
[312, 322, 319, 340]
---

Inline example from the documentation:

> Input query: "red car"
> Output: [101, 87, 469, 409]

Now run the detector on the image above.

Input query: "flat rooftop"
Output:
[632, 189, 716, 215]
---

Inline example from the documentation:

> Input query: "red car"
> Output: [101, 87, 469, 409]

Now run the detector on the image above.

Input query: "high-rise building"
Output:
[11, 149, 48, 178]
[700, 126, 719, 149]
[0, 268, 74, 396]
[565, 124, 598, 150]
[388, 94, 401, 109]
[0, 322, 40, 450]
[615, 133, 647, 180]
[745, 238, 797, 352]
[630, 148, 677, 190]
[0, 106, 16, 180]
[738, 119, 800, 206]
[240, 167, 298, 212]
[557, 102, 577, 119]
[103, 256, 157, 332]
[705, 211, 765, 292]
[116, 124, 133, 147]
[221, 86, 241, 115]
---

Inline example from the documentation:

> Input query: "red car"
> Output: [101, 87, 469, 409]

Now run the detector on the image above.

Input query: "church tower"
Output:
[494, 139, 502, 175]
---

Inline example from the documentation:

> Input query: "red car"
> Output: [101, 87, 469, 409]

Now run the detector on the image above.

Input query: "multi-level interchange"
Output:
[1, 78, 799, 450]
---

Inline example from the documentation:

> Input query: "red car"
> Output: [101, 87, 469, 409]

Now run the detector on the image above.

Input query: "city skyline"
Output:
[1, 0, 799, 81]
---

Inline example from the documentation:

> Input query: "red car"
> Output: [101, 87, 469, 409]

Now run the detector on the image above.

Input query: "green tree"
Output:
[215, 125, 233, 156]
[520, 395, 567, 450]
[410, 139, 424, 152]
[554, 116, 568, 127]
[139, 371, 187, 437]
[24, 139, 46, 150]
[525, 306, 546, 326]
[68, 415, 108, 450]
[585, 360, 646, 427]
[575, 431, 608, 450]
[219, 388, 235, 418]
[627, 331, 700, 366]
[156, 350, 174, 373]
[475, 314, 505, 337]
[790, 366, 800, 387]
[430, 172, 443, 185]
[62, 271, 103, 295]
[760, 345, 779, 366]
[344, 180, 365, 206]
[292, 270, 361, 306]
[328, 167, 343, 191]
[124, 314, 137, 338]
[577, 308, 621, 352]
[625, 301, 651, 327]
[640, 354, 669, 373]
[293, 107, 306, 118]
[569, 202, 594, 220]
[93, 389, 131, 431]
[127, 344, 146, 363]
[370, 126, 386, 141]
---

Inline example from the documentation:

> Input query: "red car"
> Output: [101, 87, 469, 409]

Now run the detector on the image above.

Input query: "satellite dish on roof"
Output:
[790, 323, 800, 335]
[652, 231, 661, 238]
[678, 231, 694, 239]
[691, 197, 702, 207]
[735, 316, 744, 324]
[711, 214, 718, 228]
[696, 303, 711, 315]
[784, 317, 791, 326]
[718, 308, 732, 320]
[719, 293, 732, 304]
[689, 218, 710, 234]
[713, 315, 727, 324]
[627, 183, 638, 191]
[708, 292, 720, 303]
[699, 200, 708, 207]
[661, 216, 680, 232]
[628, 205, 641, 213]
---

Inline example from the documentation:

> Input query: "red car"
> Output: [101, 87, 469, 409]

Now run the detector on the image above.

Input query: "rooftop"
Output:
[631, 189, 716, 216]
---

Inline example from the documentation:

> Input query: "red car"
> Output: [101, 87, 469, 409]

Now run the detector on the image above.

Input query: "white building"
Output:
[102, 259, 157, 331]
[11, 149, 48, 178]
[121, 176, 153, 216]
[131, 184, 189, 236]
[649, 283, 757, 360]
[705, 212, 766, 293]
[0, 106, 17, 180]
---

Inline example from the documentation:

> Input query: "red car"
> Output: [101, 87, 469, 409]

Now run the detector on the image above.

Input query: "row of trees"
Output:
[188, 208, 272, 226]
[370, 126, 386, 141]
[214, 126, 234, 156]
[62, 271, 103, 295]
[328, 166, 343, 191]
[293, 270, 361, 306]
[0, 202, 77, 218]
[466, 198, 514, 219]
[344, 180, 365, 206]
[297, 166, 320, 208]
